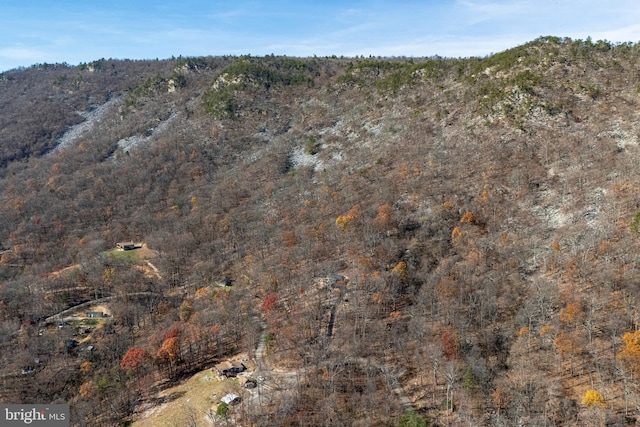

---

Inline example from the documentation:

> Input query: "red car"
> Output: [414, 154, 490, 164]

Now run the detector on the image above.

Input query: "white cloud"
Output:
[456, 0, 532, 23]
[0, 47, 44, 61]
[593, 24, 640, 43]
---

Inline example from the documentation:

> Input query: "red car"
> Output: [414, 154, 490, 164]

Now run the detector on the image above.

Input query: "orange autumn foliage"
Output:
[392, 261, 407, 278]
[79, 381, 97, 398]
[582, 389, 606, 407]
[618, 331, 640, 376]
[451, 226, 463, 243]
[374, 204, 393, 229]
[157, 337, 180, 362]
[460, 211, 476, 223]
[336, 214, 356, 229]
[121, 348, 150, 371]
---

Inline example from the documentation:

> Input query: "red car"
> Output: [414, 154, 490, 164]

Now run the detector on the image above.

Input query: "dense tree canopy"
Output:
[2, 39, 640, 425]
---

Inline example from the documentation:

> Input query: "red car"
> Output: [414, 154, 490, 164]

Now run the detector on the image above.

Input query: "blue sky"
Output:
[2, 0, 640, 72]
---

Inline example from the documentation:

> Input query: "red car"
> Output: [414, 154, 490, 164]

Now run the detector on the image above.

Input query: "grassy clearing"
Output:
[132, 369, 242, 427]
[103, 248, 141, 263]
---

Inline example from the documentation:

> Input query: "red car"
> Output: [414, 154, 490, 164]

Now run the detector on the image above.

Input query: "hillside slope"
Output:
[2, 37, 640, 425]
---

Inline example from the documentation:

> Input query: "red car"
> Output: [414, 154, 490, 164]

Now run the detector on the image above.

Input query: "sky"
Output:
[2, 0, 640, 72]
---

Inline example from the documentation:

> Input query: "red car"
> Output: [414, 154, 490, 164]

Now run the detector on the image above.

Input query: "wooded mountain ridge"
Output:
[1, 36, 640, 425]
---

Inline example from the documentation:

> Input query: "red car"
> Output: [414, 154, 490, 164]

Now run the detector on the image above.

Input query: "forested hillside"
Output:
[2, 37, 640, 426]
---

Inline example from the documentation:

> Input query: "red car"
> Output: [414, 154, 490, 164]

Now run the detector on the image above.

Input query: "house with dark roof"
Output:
[116, 241, 142, 251]
[215, 360, 246, 378]
[86, 311, 105, 318]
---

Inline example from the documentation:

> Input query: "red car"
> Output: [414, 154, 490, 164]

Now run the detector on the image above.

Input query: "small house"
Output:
[221, 393, 241, 405]
[21, 367, 35, 375]
[215, 361, 233, 374]
[86, 311, 105, 318]
[215, 360, 246, 378]
[217, 278, 233, 287]
[116, 241, 137, 251]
